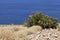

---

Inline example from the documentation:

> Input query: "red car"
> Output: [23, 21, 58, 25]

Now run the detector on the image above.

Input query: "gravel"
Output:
[28, 29, 60, 40]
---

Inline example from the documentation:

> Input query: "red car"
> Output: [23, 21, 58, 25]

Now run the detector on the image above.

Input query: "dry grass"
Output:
[0, 25, 42, 40]
[57, 23, 60, 30]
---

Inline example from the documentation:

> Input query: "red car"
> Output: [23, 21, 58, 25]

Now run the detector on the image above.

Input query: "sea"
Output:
[0, 0, 60, 24]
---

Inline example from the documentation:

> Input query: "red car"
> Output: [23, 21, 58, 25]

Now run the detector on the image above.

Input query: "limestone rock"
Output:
[28, 29, 60, 40]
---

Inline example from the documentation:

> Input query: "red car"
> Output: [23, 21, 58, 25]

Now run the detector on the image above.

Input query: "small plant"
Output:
[25, 12, 58, 29]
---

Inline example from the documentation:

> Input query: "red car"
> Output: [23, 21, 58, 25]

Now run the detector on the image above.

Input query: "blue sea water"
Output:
[0, 0, 60, 24]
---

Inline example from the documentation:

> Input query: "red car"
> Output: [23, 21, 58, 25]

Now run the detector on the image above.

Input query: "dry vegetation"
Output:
[0, 24, 59, 40]
[0, 25, 42, 40]
[57, 23, 60, 30]
[0, 13, 59, 40]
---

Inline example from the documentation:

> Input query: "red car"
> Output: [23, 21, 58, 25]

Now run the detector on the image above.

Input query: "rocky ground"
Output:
[28, 29, 60, 40]
[0, 25, 60, 40]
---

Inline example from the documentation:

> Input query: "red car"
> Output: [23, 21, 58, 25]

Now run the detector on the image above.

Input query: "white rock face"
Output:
[28, 29, 60, 40]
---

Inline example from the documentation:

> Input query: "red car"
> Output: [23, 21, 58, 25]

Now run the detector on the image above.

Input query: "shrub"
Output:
[25, 12, 58, 29]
